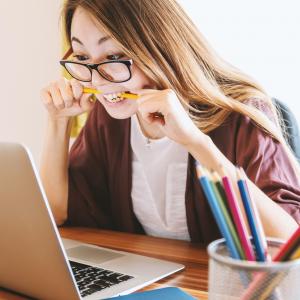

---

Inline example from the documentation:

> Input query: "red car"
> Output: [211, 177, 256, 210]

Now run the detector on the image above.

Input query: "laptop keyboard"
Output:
[70, 260, 134, 298]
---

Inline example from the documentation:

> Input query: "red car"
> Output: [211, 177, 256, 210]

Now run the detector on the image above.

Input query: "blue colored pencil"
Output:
[195, 162, 241, 259]
[240, 168, 270, 261]
[236, 168, 266, 262]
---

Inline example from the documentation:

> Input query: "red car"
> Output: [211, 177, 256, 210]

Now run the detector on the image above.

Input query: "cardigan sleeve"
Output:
[235, 101, 300, 224]
[65, 103, 113, 228]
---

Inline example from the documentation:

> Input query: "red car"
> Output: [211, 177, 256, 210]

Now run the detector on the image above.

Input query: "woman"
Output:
[40, 0, 300, 243]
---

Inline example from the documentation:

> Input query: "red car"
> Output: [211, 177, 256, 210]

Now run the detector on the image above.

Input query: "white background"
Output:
[0, 1, 61, 162]
[179, 0, 300, 118]
[0, 0, 299, 163]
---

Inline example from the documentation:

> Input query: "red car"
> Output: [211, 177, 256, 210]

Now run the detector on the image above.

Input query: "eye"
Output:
[73, 54, 89, 61]
[107, 54, 124, 60]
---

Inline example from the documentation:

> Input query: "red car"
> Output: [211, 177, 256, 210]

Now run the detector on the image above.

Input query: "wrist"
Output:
[185, 129, 212, 153]
[47, 116, 73, 139]
[187, 132, 236, 174]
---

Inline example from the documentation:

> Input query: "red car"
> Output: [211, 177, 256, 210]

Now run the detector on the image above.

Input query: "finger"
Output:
[138, 101, 165, 124]
[137, 94, 164, 114]
[130, 88, 157, 99]
[131, 88, 174, 97]
[57, 78, 74, 108]
[80, 93, 95, 112]
[134, 89, 175, 107]
[139, 110, 165, 127]
[135, 88, 174, 97]
[138, 109, 153, 124]
[70, 78, 83, 100]
[48, 82, 65, 110]
[149, 113, 165, 125]
[124, 89, 157, 104]
[137, 93, 167, 126]
[40, 88, 57, 115]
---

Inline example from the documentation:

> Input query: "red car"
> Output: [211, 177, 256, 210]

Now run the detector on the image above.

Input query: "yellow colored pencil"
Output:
[291, 246, 300, 259]
[83, 88, 139, 100]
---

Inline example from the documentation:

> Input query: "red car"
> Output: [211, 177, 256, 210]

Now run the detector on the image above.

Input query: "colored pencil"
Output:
[241, 227, 300, 300]
[291, 246, 300, 259]
[237, 168, 266, 262]
[240, 168, 270, 261]
[220, 166, 256, 261]
[273, 226, 300, 262]
[195, 162, 241, 259]
[210, 172, 245, 259]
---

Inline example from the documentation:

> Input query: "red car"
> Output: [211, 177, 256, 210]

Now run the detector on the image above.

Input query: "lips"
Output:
[102, 93, 126, 103]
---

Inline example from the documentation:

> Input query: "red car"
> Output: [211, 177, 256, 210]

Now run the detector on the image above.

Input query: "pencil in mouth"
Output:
[83, 88, 140, 102]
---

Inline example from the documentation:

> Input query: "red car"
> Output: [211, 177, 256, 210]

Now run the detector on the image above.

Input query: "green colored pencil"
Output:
[209, 171, 246, 260]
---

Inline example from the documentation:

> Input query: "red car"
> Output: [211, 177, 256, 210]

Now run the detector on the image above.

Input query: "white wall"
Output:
[178, 0, 300, 118]
[0, 0, 61, 162]
[0, 1, 299, 163]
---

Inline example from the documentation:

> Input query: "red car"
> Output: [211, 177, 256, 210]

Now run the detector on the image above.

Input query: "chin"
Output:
[98, 99, 137, 119]
[106, 109, 135, 119]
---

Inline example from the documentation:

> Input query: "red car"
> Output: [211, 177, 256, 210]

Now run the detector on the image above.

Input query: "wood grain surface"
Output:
[0, 227, 209, 300]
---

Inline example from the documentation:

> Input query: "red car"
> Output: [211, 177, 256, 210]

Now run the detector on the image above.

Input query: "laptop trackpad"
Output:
[66, 246, 124, 264]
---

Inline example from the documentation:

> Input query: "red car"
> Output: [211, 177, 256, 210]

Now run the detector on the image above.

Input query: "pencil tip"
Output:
[195, 161, 205, 178]
[210, 170, 218, 182]
[212, 171, 221, 182]
[218, 165, 226, 177]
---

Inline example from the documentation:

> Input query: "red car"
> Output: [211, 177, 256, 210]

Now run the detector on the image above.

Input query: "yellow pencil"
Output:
[120, 92, 139, 100]
[83, 88, 139, 100]
[83, 87, 102, 94]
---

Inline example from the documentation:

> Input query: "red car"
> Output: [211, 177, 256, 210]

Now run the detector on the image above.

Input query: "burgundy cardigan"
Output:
[65, 101, 300, 243]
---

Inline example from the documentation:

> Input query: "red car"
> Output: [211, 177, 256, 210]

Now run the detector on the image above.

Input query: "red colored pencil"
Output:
[220, 166, 255, 261]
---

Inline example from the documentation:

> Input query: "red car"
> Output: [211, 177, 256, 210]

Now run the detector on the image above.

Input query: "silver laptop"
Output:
[0, 142, 184, 300]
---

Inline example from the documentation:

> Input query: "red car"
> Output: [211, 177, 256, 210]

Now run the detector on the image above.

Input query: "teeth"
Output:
[103, 93, 125, 103]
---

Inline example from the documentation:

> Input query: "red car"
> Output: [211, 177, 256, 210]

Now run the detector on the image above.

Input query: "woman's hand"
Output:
[135, 88, 206, 147]
[40, 78, 95, 120]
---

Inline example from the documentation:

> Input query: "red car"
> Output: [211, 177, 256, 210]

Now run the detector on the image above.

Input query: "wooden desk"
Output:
[0, 227, 209, 300]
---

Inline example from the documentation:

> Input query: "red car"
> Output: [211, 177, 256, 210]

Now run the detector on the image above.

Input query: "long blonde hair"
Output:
[62, 0, 300, 181]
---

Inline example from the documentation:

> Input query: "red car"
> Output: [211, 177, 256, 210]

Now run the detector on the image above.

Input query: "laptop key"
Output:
[70, 260, 135, 297]
[104, 272, 127, 283]
[104, 276, 125, 284]
[86, 284, 107, 291]
[108, 272, 123, 278]
[102, 270, 114, 276]
[94, 279, 113, 286]
[70, 261, 91, 270]
[75, 274, 86, 280]
[118, 275, 134, 281]
[87, 274, 98, 280]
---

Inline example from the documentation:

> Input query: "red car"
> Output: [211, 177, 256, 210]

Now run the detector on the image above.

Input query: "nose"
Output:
[91, 69, 106, 86]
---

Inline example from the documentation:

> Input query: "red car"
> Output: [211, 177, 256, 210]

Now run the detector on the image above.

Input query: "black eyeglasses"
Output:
[59, 59, 133, 83]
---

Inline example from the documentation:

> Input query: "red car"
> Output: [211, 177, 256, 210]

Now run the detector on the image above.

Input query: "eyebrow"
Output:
[71, 36, 111, 46]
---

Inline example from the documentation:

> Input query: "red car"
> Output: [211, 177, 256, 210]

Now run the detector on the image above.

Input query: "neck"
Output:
[136, 112, 165, 140]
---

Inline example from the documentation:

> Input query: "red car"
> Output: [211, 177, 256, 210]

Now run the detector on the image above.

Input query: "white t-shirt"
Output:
[130, 114, 191, 241]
